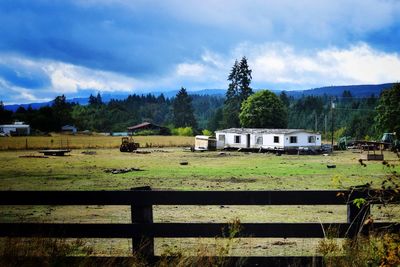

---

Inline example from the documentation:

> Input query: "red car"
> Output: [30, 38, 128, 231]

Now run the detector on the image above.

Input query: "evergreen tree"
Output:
[0, 101, 13, 124]
[172, 87, 197, 129]
[279, 91, 290, 107]
[207, 108, 223, 131]
[223, 57, 253, 128]
[238, 56, 253, 101]
[89, 92, 103, 106]
[52, 95, 72, 130]
[375, 83, 400, 135]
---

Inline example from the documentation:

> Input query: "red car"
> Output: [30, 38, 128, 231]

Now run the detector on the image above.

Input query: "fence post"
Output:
[131, 186, 154, 258]
[347, 188, 370, 237]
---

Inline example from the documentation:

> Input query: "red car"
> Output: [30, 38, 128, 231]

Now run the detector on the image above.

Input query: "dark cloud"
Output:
[0, 65, 50, 89]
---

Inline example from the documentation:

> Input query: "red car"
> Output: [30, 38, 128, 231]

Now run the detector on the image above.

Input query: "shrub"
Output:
[171, 127, 194, 136]
[201, 129, 213, 136]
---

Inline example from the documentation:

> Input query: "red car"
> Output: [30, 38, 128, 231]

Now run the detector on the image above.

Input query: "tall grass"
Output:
[0, 135, 194, 150]
[0, 219, 246, 267]
[317, 233, 400, 266]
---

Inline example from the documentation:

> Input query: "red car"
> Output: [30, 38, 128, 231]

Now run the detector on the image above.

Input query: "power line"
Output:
[333, 107, 377, 111]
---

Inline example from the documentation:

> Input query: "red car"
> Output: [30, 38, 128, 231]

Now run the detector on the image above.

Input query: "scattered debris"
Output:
[19, 155, 48, 158]
[81, 150, 97, 155]
[272, 240, 297, 246]
[38, 149, 71, 156]
[180, 161, 189, 165]
[218, 152, 227, 156]
[104, 167, 143, 174]
[135, 151, 151, 154]
[358, 159, 367, 167]
[327, 164, 336, 169]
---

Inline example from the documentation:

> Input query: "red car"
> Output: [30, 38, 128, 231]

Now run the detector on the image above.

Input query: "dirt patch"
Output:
[272, 240, 297, 246]
[104, 167, 144, 174]
[210, 177, 257, 183]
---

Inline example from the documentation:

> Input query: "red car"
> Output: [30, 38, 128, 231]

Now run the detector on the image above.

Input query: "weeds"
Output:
[318, 233, 400, 266]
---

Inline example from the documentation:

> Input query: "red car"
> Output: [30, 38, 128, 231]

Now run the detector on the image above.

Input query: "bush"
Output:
[201, 129, 213, 136]
[171, 127, 194, 136]
[133, 129, 159, 136]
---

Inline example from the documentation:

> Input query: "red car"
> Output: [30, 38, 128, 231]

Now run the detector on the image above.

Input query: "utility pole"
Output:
[331, 98, 335, 152]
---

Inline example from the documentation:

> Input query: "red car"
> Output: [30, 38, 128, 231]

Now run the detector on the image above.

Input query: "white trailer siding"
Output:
[284, 132, 321, 148]
[217, 132, 248, 149]
[260, 134, 285, 150]
[215, 128, 321, 150]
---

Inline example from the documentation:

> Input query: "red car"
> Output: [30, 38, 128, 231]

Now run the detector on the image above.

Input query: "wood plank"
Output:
[3, 256, 328, 267]
[1, 222, 398, 238]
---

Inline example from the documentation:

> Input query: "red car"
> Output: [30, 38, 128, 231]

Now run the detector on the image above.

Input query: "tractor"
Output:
[119, 136, 139, 152]
[381, 132, 400, 151]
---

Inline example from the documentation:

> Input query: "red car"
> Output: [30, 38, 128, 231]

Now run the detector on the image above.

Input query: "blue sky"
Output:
[1, 0, 400, 104]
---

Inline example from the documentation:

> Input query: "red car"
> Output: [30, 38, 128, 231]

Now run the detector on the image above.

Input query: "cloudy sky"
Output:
[1, 0, 400, 104]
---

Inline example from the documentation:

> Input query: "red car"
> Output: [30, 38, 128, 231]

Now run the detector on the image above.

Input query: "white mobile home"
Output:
[215, 128, 321, 151]
[0, 122, 30, 136]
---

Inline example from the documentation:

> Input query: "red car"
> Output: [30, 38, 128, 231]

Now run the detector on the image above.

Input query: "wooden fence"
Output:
[0, 186, 399, 266]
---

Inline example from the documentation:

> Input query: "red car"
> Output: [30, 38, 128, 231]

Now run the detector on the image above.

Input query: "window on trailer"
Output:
[256, 136, 263, 145]
[308, 136, 316, 143]
[290, 136, 297, 143]
[234, 135, 241, 144]
[219, 134, 225, 142]
[274, 136, 279, 143]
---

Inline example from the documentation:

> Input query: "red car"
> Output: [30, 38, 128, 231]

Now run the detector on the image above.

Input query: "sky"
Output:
[1, 0, 400, 104]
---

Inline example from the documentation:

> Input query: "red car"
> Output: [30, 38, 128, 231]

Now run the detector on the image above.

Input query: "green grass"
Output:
[0, 149, 397, 190]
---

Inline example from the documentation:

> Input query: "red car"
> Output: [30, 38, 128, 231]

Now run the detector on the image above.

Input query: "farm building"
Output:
[127, 122, 170, 135]
[0, 122, 30, 136]
[61, 125, 77, 134]
[215, 128, 321, 151]
[194, 135, 217, 151]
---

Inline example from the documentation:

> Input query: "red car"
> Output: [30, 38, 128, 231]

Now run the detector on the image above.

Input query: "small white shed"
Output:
[194, 135, 217, 151]
[215, 128, 321, 151]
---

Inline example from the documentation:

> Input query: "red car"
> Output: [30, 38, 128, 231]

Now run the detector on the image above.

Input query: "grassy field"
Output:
[0, 145, 399, 257]
[0, 148, 398, 190]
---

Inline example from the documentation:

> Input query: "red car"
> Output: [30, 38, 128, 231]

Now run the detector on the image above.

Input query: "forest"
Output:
[0, 57, 398, 141]
[0, 88, 389, 140]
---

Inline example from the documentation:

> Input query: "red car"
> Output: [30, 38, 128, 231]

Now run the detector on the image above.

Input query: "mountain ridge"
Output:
[4, 83, 394, 111]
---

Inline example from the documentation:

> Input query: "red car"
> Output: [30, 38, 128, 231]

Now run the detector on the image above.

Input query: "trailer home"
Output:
[215, 128, 321, 151]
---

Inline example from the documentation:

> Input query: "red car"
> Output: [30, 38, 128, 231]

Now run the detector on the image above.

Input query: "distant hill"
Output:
[284, 83, 394, 98]
[4, 83, 395, 111]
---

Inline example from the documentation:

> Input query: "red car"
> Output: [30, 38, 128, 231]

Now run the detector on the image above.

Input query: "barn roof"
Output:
[127, 122, 152, 130]
[127, 122, 168, 131]
[215, 128, 318, 134]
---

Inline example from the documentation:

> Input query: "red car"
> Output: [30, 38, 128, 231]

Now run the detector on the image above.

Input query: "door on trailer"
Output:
[246, 134, 250, 148]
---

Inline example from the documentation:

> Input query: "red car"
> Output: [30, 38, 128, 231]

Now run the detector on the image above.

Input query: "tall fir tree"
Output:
[172, 87, 197, 129]
[238, 56, 253, 101]
[223, 57, 253, 128]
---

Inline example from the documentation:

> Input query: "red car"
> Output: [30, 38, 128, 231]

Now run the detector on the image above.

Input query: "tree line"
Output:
[1, 57, 399, 140]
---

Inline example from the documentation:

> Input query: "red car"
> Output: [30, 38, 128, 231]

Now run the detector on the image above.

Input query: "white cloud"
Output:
[2, 42, 400, 103]
[230, 42, 400, 88]
[176, 63, 206, 77]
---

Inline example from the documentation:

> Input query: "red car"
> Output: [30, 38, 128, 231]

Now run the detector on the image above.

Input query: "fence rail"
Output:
[1, 187, 399, 266]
